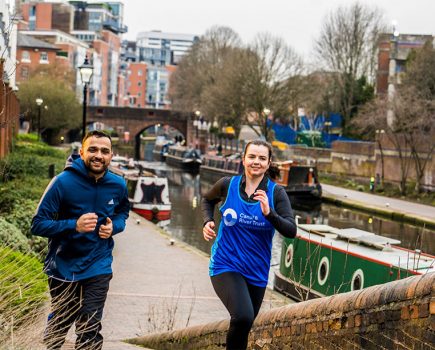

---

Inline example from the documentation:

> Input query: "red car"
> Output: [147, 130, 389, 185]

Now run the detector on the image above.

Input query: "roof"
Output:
[17, 33, 59, 50]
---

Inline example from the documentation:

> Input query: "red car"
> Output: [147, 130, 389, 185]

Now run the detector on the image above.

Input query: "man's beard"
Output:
[86, 158, 108, 174]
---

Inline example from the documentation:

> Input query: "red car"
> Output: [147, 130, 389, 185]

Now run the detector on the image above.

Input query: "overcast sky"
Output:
[121, 0, 434, 58]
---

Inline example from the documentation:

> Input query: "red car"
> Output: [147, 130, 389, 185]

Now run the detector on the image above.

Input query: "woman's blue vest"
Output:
[209, 175, 276, 287]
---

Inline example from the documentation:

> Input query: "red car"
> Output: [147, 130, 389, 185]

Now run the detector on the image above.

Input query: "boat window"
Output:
[317, 256, 329, 286]
[127, 179, 138, 197]
[284, 243, 293, 268]
[351, 269, 364, 291]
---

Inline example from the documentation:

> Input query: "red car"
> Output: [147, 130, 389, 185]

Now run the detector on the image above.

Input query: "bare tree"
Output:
[314, 2, 384, 133]
[401, 42, 435, 191]
[169, 26, 242, 115]
[394, 88, 435, 192]
[170, 27, 304, 141]
[244, 32, 303, 141]
[353, 91, 433, 195]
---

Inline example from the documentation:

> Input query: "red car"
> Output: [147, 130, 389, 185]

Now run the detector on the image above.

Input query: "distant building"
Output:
[131, 30, 198, 109]
[136, 30, 198, 66]
[21, 1, 75, 33]
[125, 62, 147, 107]
[17, 29, 90, 99]
[16, 32, 60, 82]
[376, 33, 433, 96]
[0, 0, 17, 88]
[69, 0, 127, 35]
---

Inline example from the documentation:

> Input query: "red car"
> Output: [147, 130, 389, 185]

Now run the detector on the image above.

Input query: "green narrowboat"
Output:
[274, 224, 435, 301]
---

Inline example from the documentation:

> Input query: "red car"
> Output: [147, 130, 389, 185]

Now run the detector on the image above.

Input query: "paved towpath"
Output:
[100, 212, 290, 349]
[322, 184, 435, 228]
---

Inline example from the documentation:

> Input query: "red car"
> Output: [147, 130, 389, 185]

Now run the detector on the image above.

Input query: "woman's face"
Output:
[242, 144, 270, 178]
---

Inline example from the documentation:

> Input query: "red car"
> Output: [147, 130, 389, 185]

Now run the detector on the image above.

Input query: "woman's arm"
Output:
[266, 185, 297, 238]
[200, 176, 230, 225]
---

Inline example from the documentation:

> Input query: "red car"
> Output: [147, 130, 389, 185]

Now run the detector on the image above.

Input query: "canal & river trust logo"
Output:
[223, 208, 237, 226]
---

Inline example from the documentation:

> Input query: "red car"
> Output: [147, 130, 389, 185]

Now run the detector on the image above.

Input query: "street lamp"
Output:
[375, 129, 386, 187]
[194, 110, 201, 140]
[263, 107, 270, 140]
[35, 97, 43, 141]
[79, 56, 94, 139]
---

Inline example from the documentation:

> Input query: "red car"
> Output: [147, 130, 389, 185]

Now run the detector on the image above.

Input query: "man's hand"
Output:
[99, 217, 113, 239]
[76, 213, 98, 233]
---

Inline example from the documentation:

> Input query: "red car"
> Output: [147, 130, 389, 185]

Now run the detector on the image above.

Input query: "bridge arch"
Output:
[87, 106, 192, 158]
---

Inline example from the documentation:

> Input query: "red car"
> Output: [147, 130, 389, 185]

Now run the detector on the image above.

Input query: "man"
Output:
[32, 131, 130, 349]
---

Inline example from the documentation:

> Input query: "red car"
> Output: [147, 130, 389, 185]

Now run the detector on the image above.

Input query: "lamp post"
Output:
[263, 107, 270, 140]
[35, 97, 43, 141]
[324, 120, 332, 147]
[387, 21, 399, 127]
[79, 57, 94, 139]
[194, 110, 201, 142]
[375, 129, 385, 187]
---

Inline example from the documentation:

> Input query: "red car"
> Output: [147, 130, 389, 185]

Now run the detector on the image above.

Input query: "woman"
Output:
[201, 139, 297, 350]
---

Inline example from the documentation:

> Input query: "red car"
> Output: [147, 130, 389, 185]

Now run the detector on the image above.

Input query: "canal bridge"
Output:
[87, 106, 203, 158]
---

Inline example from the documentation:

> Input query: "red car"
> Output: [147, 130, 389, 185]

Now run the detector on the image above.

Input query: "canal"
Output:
[137, 160, 434, 287]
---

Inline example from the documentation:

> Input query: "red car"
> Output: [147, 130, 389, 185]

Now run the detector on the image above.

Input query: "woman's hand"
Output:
[203, 221, 216, 241]
[253, 189, 270, 216]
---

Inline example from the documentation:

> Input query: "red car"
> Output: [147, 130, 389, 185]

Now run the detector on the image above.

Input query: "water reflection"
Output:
[138, 161, 435, 257]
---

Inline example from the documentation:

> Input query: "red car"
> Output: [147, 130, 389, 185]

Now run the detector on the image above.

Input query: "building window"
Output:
[21, 50, 30, 62]
[21, 66, 29, 79]
[138, 69, 142, 76]
[138, 81, 142, 87]
[40, 52, 48, 63]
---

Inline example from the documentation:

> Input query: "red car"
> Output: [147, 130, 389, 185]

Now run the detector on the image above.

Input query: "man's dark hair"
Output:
[82, 130, 112, 146]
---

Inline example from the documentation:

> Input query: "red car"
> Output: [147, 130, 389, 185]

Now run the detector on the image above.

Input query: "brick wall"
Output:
[127, 272, 434, 350]
[0, 60, 20, 159]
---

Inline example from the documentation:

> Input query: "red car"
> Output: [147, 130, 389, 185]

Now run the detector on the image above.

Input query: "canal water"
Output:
[138, 160, 435, 287]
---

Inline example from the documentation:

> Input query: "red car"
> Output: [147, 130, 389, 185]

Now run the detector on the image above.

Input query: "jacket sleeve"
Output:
[265, 185, 297, 238]
[111, 185, 130, 235]
[31, 177, 77, 238]
[201, 177, 230, 226]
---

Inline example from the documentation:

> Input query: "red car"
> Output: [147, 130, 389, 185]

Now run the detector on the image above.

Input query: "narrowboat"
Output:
[110, 163, 171, 222]
[152, 142, 172, 162]
[165, 145, 202, 172]
[200, 156, 321, 209]
[274, 160, 322, 209]
[274, 224, 435, 301]
[126, 176, 171, 221]
[200, 153, 243, 183]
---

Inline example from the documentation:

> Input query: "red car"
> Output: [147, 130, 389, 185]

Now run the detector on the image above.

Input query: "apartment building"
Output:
[16, 0, 127, 106]
[134, 30, 198, 109]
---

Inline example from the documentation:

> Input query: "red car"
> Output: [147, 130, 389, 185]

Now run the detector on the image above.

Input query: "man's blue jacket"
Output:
[31, 157, 130, 281]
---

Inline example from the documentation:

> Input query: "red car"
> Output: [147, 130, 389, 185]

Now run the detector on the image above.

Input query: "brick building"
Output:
[376, 33, 433, 96]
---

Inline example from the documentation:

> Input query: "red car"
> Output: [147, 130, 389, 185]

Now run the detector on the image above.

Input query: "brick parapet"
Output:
[127, 272, 434, 349]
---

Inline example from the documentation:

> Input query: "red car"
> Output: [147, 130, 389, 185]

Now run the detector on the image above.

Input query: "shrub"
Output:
[0, 219, 31, 253]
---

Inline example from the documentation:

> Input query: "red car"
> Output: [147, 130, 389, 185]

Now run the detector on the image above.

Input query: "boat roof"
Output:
[296, 224, 435, 274]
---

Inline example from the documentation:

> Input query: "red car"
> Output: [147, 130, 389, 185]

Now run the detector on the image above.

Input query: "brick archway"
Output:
[87, 106, 193, 158]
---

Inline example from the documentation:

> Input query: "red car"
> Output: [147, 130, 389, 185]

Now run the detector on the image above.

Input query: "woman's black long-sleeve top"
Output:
[201, 175, 297, 238]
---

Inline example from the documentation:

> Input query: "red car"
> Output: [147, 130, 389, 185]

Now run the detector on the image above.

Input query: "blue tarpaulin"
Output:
[271, 113, 347, 148]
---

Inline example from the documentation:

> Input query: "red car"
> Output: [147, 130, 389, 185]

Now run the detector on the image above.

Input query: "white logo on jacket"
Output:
[108, 199, 114, 205]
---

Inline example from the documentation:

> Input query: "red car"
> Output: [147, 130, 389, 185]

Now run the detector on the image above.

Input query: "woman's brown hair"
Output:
[243, 139, 280, 180]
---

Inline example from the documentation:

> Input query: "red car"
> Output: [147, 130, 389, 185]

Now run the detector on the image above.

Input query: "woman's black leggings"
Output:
[211, 272, 266, 350]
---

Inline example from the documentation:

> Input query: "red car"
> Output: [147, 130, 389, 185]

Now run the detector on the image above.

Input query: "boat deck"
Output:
[296, 224, 435, 274]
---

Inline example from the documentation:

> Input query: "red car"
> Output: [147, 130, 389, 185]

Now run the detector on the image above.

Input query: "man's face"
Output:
[80, 136, 113, 177]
